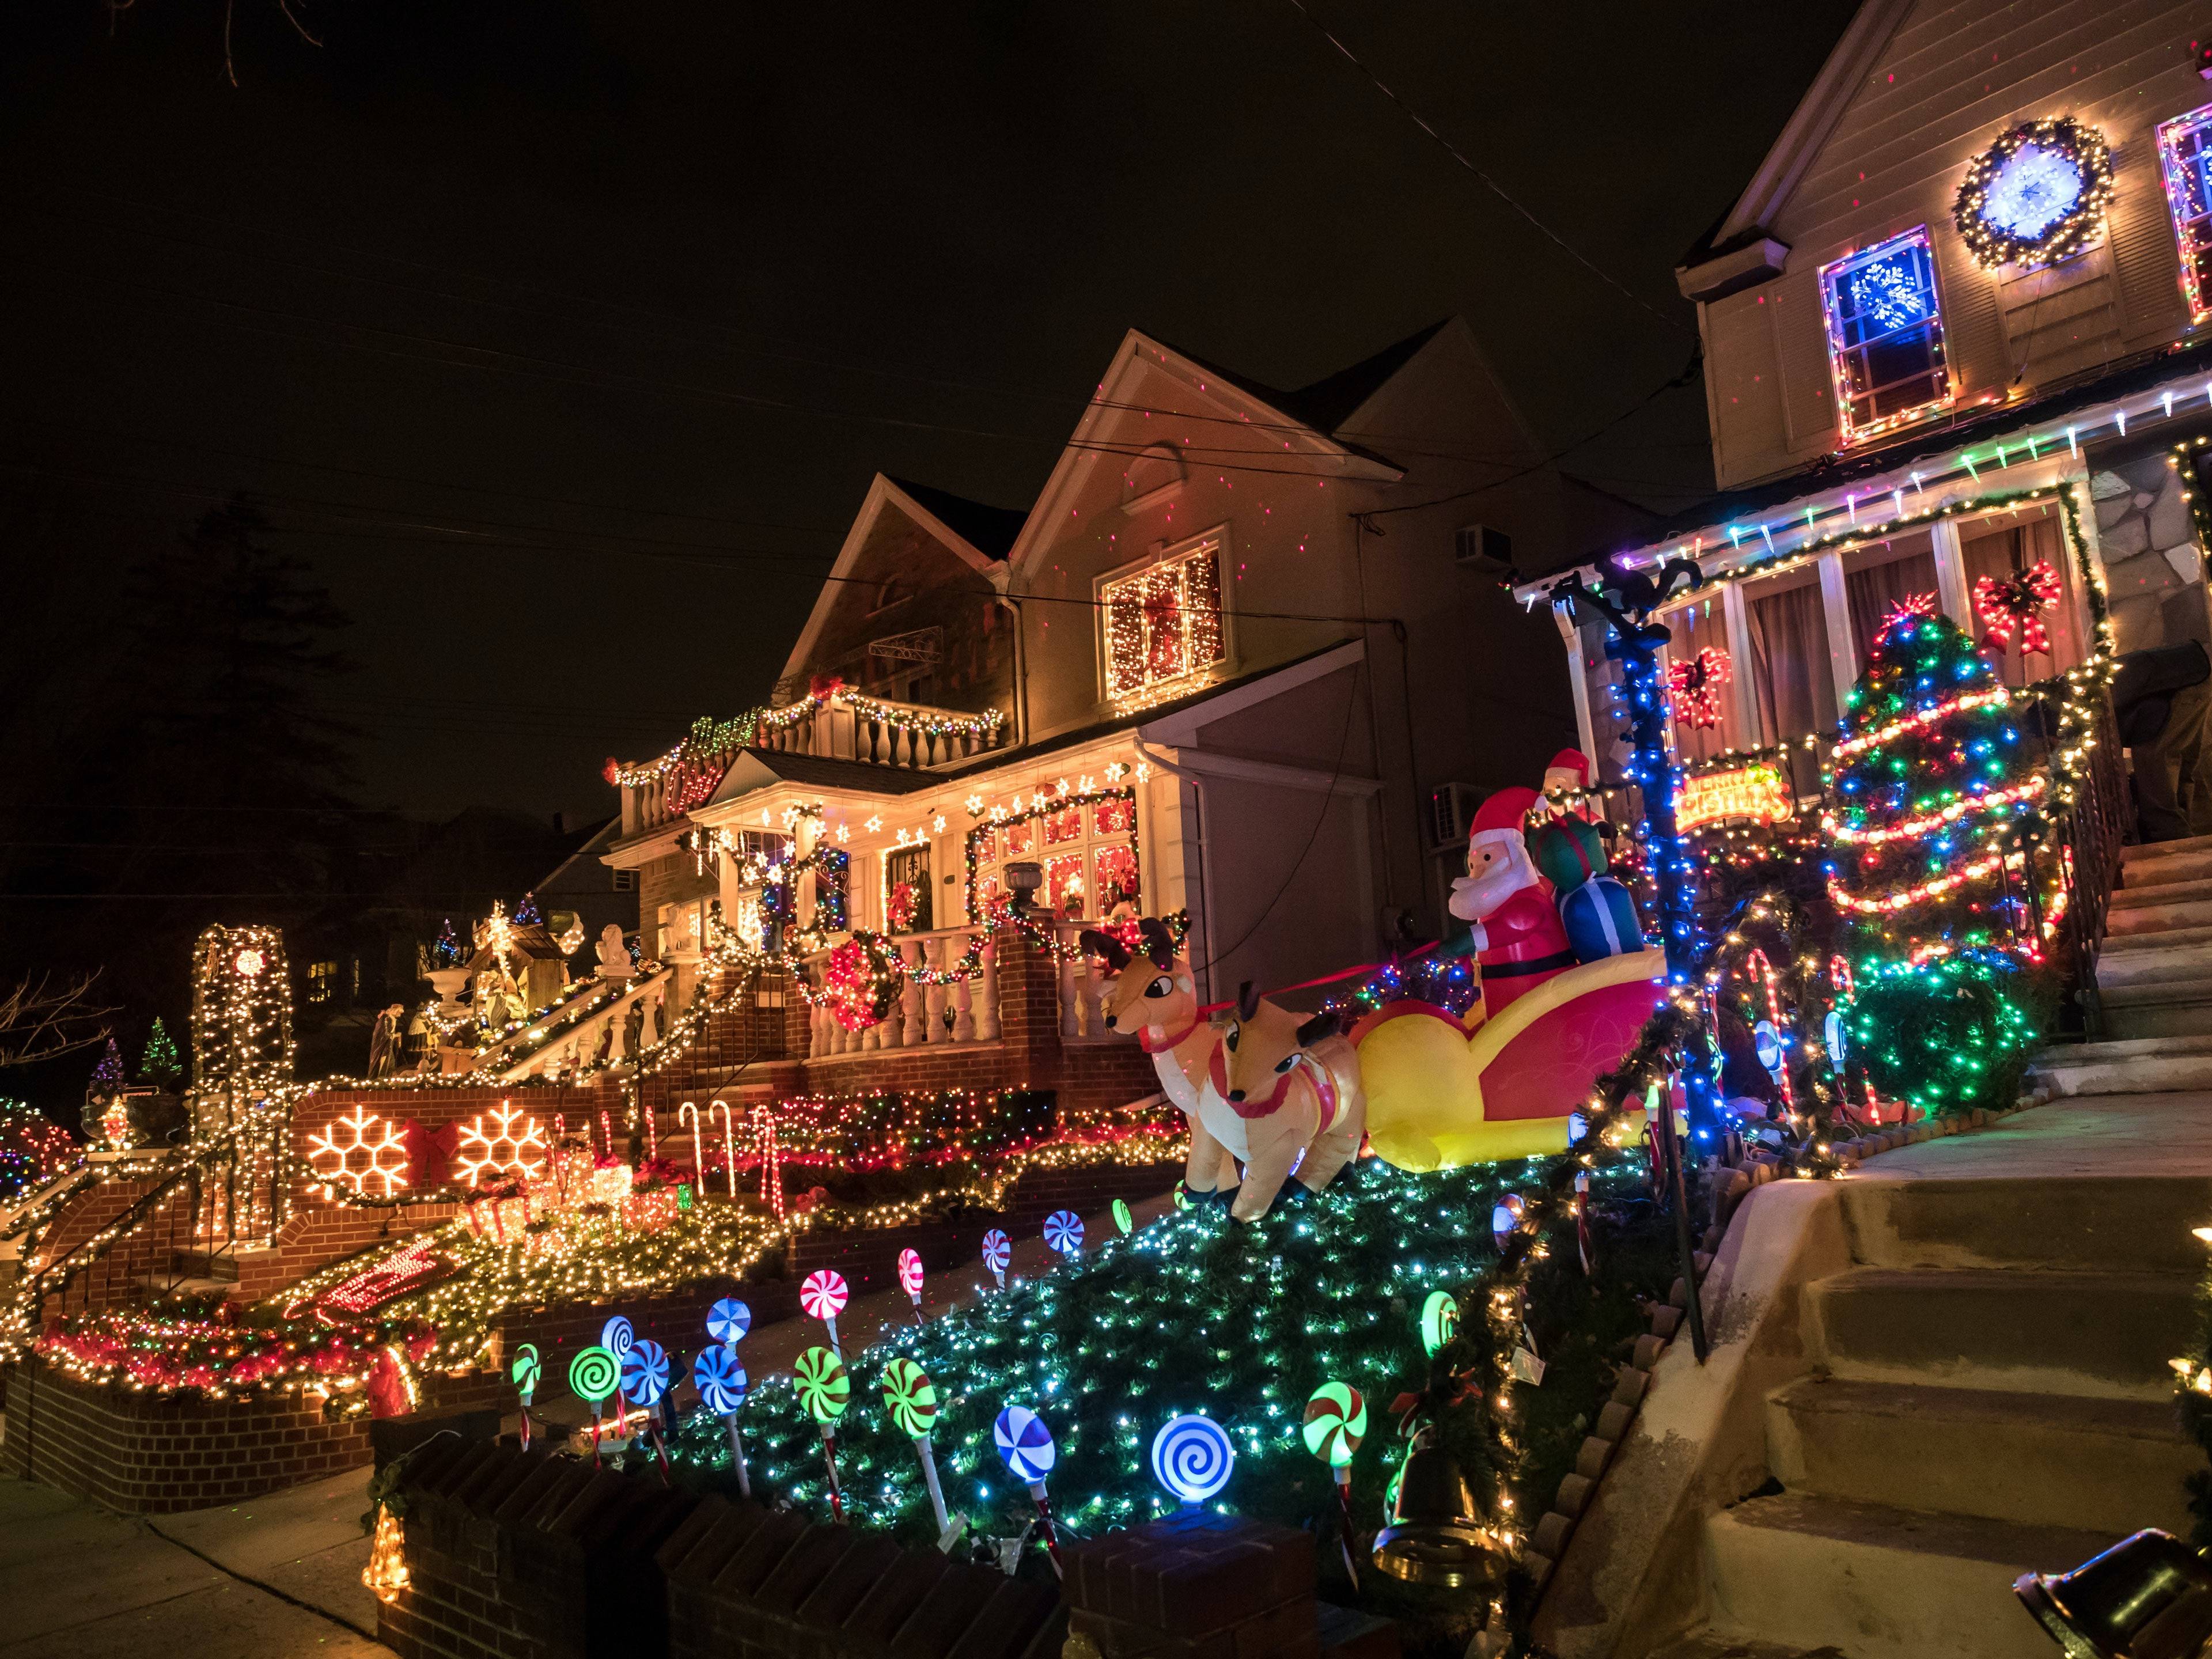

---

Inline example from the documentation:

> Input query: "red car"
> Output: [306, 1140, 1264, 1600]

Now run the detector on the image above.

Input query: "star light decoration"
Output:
[452, 1103, 549, 1188]
[1953, 116, 2112, 270]
[1666, 647, 1732, 730]
[306, 1105, 410, 1199]
[1849, 256, 1928, 334]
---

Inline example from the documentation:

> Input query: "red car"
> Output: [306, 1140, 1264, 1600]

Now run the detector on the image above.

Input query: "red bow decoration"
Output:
[806, 672, 847, 701]
[1972, 561, 2061, 657]
[1390, 1369, 1483, 1437]
[1667, 647, 1731, 730]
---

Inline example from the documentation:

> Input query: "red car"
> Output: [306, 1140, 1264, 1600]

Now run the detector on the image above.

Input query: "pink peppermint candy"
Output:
[897, 1248, 925, 1299]
[800, 1269, 849, 1322]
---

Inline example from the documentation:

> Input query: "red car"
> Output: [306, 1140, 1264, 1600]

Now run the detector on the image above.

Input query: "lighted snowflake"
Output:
[453, 1103, 548, 1188]
[1982, 141, 2084, 241]
[1849, 256, 1927, 334]
[306, 1104, 410, 1199]
[234, 948, 266, 977]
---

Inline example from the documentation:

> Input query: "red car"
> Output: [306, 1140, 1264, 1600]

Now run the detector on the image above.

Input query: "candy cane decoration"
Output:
[679, 1100, 703, 1183]
[1744, 949, 1798, 1124]
[711, 1098, 737, 1201]
[752, 1104, 783, 1218]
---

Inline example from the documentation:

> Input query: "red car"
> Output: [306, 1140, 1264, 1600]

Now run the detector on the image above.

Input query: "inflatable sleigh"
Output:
[1353, 946, 1666, 1171]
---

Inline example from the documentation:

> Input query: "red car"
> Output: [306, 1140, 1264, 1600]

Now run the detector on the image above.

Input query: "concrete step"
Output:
[172, 1249, 239, 1282]
[2029, 1039, 2212, 1096]
[1764, 1376, 2194, 1535]
[1802, 1267, 2195, 1399]
[2124, 832, 2212, 862]
[2120, 842, 2212, 890]
[1703, 1493, 2118, 1659]
[135, 1274, 246, 1300]
[1646, 1635, 1843, 1659]
[2107, 879, 2212, 934]
[1836, 1175, 2212, 1274]
[2094, 926, 2212, 986]
[2095, 974, 2212, 1039]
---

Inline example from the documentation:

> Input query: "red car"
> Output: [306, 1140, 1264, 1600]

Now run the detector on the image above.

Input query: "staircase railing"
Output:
[2036, 690, 2129, 1039]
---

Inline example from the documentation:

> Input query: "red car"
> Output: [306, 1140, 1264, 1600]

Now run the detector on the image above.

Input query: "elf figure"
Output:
[1448, 787, 1580, 1016]
[1531, 748, 1608, 894]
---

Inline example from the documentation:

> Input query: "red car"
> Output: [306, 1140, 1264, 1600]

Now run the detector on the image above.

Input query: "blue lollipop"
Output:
[621, 1338, 670, 1408]
[600, 1315, 635, 1359]
[981, 1228, 1012, 1287]
[1150, 1414, 1235, 1505]
[707, 1297, 751, 1346]
[994, 1404, 1056, 1484]
[1043, 1210, 1083, 1257]
[692, 1346, 748, 1416]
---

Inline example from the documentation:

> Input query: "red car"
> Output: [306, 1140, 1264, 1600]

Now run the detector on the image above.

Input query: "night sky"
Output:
[0, 1, 1858, 823]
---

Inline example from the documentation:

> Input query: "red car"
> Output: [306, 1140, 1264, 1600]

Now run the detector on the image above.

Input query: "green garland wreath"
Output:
[1953, 116, 2113, 270]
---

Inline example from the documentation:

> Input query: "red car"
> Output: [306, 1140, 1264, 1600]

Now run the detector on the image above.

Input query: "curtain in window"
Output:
[1960, 512, 2080, 685]
[1746, 573, 1839, 795]
[1663, 600, 1749, 764]
[1844, 546, 1940, 668]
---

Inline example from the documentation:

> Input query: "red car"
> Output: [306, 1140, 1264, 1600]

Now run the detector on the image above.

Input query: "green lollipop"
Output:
[569, 1343, 619, 1404]
[1419, 1290, 1460, 1357]
[1111, 1198, 1133, 1236]
[1302, 1381, 1368, 1468]
[880, 1357, 938, 1437]
[794, 1345, 850, 1425]
[509, 1341, 540, 1402]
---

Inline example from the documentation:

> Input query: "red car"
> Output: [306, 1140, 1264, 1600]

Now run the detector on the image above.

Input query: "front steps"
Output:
[2031, 1033, 2212, 1096]
[1669, 1164, 2206, 1659]
[2098, 835, 2212, 1039]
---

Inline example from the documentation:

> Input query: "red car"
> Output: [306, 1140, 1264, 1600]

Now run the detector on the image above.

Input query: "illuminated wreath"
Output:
[1953, 116, 2112, 270]
[824, 930, 906, 1031]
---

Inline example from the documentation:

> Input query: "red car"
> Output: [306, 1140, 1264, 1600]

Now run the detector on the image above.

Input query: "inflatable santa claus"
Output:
[1448, 786, 1581, 1016]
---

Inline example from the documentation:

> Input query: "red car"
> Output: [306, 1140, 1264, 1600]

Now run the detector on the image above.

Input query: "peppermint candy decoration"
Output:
[1301, 1381, 1367, 1468]
[1420, 1290, 1460, 1358]
[1111, 1199, 1133, 1236]
[993, 1404, 1055, 1483]
[794, 1346, 850, 1424]
[568, 1344, 619, 1405]
[1043, 1210, 1083, 1257]
[880, 1357, 938, 1438]
[1491, 1194, 1526, 1251]
[707, 1297, 751, 1346]
[621, 1339, 670, 1408]
[980, 1229, 1011, 1278]
[600, 1315, 635, 1361]
[692, 1346, 747, 1416]
[1150, 1414, 1235, 1504]
[1173, 1185, 1193, 1213]
[800, 1270, 849, 1322]
[897, 1248, 925, 1299]
[509, 1342, 540, 1400]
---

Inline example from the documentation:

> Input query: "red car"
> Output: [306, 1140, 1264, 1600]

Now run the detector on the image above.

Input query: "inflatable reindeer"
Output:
[1083, 921, 1238, 1201]
[1213, 980, 1366, 1222]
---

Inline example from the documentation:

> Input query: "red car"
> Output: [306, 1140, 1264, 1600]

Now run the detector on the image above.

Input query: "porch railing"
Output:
[800, 925, 1002, 1058]
[487, 964, 677, 1082]
[757, 696, 1005, 771]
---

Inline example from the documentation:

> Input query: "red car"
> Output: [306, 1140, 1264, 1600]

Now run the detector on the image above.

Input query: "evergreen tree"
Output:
[88, 1037, 126, 1101]
[1824, 596, 2048, 965]
[139, 1017, 181, 1090]
[514, 891, 541, 926]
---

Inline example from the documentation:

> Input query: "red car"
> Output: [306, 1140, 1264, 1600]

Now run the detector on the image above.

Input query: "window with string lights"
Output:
[2159, 102, 2212, 321]
[1819, 226, 1954, 446]
[1096, 533, 1229, 710]
[968, 779, 1140, 924]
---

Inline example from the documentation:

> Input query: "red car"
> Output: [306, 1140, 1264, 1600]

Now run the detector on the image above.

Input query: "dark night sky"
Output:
[0, 1, 1859, 824]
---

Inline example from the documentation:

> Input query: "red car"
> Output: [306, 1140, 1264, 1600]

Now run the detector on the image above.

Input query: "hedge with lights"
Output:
[36, 1296, 370, 1401]
[0, 1101, 81, 1202]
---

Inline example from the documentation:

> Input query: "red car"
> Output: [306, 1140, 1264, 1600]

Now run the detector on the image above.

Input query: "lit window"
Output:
[1819, 228, 1953, 445]
[305, 960, 337, 1005]
[966, 783, 1138, 925]
[1100, 536, 1226, 707]
[2159, 103, 2212, 321]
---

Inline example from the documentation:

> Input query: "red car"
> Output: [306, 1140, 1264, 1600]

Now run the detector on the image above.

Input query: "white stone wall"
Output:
[2091, 456, 2210, 656]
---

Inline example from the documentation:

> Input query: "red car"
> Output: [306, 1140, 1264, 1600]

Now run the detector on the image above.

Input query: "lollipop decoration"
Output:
[600, 1313, 638, 1429]
[795, 1346, 851, 1521]
[1420, 1290, 1460, 1358]
[881, 1358, 950, 1536]
[980, 1229, 1011, 1290]
[510, 1342, 540, 1452]
[993, 1403, 1063, 1575]
[1491, 1194, 1526, 1251]
[801, 1269, 850, 1358]
[1043, 1209, 1083, 1259]
[1150, 1414, 1235, 1508]
[623, 1339, 674, 1481]
[896, 1248, 926, 1325]
[568, 1344, 620, 1467]
[706, 1297, 751, 1347]
[693, 1347, 751, 1497]
[1303, 1382, 1368, 1589]
[1111, 1198, 1133, 1237]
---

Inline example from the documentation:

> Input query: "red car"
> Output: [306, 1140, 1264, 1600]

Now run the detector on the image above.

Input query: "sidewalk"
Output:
[0, 1468, 384, 1659]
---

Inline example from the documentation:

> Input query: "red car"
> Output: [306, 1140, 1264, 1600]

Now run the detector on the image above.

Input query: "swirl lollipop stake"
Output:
[980, 1229, 1012, 1291]
[794, 1346, 851, 1521]
[1150, 1414, 1235, 1510]
[1043, 1210, 1083, 1260]
[622, 1339, 674, 1482]
[509, 1341, 541, 1450]
[1420, 1290, 1460, 1358]
[896, 1248, 926, 1326]
[692, 1347, 751, 1497]
[993, 1404, 1063, 1575]
[881, 1358, 950, 1537]
[601, 1314, 637, 1429]
[706, 1297, 751, 1349]
[567, 1344, 620, 1467]
[800, 1270, 850, 1359]
[1303, 1381, 1369, 1589]
[1111, 1198, 1133, 1237]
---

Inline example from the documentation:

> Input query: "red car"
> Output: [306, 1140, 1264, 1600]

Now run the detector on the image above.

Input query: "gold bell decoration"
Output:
[2014, 1529, 2212, 1659]
[1371, 1427, 1494, 1589]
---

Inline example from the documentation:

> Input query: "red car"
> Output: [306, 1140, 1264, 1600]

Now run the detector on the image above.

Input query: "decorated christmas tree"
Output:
[431, 918, 464, 969]
[514, 891, 542, 926]
[139, 1017, 181, 1090]
[1824, 596, 2048, 965]
[88, 1037, 126, 1102]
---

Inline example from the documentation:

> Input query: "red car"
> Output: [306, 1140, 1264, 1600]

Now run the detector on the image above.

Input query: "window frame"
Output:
[1819, 226, 1956, 447]
[2158, 102, 2212, 322]
[965, 786, 1140, 925]
[1093, 529, 1233, 710]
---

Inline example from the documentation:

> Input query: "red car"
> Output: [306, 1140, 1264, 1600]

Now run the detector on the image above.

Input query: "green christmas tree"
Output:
[1824, 596, 2047, 965]
[139, 1017, 181, 1090]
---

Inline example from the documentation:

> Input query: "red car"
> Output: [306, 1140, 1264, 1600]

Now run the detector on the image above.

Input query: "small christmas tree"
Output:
[514, 891, 542, 926]
[139, 1017, 181, 1090]
[1825, 596, 2047, 964]
[88, 1037, 126, 1102]
[431, 918, 464, 968]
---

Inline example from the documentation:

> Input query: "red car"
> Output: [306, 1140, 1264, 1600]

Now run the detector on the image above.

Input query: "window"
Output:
[1960, 509, 2083, 685]
[968, 787, 1139, 924]
[1743, 567, 1838, 796]
[612, 868, 637, 892]
[305, 960, 337, 1006]
[1820, 228, 1953, 445]
[1099, 536, 1228, 706]
[2160, 104, 2212, 320]
[1661, 599, 1748, 766]
[1842, 533, 1941, 661]
[885, 844, 932, 934]
[1454, 525, 1513, 567]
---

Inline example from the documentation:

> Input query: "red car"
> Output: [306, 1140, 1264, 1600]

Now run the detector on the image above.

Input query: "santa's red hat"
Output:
[1544, 748, 1592, 789]
[1469, 786, 1540, 849]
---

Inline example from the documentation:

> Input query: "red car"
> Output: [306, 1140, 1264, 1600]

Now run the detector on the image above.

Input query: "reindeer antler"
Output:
[1236, 979, 1261, 1021]
[1078, 929, 1130, 971]
[1138, 916, 1176, 968]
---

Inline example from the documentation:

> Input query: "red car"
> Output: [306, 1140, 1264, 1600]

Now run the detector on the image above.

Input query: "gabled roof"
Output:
[882, 477, 1027, 561]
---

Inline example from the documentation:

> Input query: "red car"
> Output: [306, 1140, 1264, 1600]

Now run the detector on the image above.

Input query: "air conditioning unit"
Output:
[1455, 524, 1513, 567]
[1427, 782, 1482, 849]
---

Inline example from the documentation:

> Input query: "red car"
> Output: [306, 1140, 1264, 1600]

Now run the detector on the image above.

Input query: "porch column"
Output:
[1553, 602, 1598, 763]
[1720, 579, 1759, 743]
[1931, 517, 1971, 627]
[1817, 553, 1857, 707]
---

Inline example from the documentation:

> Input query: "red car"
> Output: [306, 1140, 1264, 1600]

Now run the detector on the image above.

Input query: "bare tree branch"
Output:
[0, 971, 115, 1070]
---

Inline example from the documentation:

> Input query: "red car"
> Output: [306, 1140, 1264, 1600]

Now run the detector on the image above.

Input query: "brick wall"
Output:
[0, 1359, 373, 1513]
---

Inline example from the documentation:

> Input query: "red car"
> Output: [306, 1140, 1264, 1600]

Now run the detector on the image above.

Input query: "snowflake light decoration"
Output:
[1954, 116, 2112, 268]
[1849, 256, 1928, 334]
[307, 1105, 410, 1199]
[1972, 561, 2062, 657]
[453, 1103, 548, 1188]
[1667, 647, 1732, 730]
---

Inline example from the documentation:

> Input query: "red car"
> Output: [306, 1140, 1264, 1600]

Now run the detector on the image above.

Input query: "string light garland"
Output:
[604, 691, 1005, 804]
[0, 1103, 82, 1203]
[1953, 116, 2113, 270]
[35, 1299, 370, 1402]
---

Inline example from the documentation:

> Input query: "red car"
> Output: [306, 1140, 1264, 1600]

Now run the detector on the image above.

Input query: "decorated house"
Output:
[605, 320, 1653, 1047]
[1514, 0, 2212, 839]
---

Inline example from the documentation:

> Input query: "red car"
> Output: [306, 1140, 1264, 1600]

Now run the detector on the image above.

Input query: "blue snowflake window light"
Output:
[1849, 256, 1929, 334]
[1953, 116, 2112, 269]
[1821, 227, 1952, 444]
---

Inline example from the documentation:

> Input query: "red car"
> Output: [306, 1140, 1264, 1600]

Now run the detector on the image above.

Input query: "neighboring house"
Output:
[603, 320, 1651, 1046]
[1514, 0, 2212, 806]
